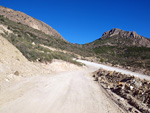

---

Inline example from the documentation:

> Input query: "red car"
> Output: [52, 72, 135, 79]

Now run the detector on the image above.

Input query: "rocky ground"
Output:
[93, 69, 150, 113]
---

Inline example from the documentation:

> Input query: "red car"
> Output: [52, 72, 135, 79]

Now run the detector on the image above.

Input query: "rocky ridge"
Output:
[0, 6, 65, 41]
[102, 28, 143, 39]
[101, 28, 150, 47]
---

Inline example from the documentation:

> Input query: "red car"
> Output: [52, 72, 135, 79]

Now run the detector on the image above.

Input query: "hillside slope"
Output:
[86, 28, 150, 48]
[0, 15, 92, 64]
[84, 28, 150, 75]
[0, 34, 41, 83]
[102, 28, 150, 47]
[0, 6, 65, 41]
[0, 33, 82, 84]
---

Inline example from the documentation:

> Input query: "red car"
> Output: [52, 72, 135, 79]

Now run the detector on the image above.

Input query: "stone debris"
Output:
[93, 69, 150, 113]
[14, 71, 19, 76]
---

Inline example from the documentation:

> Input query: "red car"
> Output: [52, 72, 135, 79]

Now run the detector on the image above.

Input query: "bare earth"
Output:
[0, 67, 123, 113]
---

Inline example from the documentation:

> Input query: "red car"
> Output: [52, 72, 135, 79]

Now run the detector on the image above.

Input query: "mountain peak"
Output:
[102, 28, 121, 37]
[102, 28, 142, 39]
[100, 28, 150, 47]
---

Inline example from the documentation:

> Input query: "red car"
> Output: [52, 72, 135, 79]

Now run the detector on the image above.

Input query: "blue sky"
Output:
[0, 0, 150, 44]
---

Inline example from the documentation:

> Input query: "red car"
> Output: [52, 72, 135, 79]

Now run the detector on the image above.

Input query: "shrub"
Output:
[100, 58, 104, 63]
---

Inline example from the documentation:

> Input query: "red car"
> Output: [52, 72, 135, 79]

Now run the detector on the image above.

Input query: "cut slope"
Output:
[0, 34, 81, 85]
[0, 35, 40, 82]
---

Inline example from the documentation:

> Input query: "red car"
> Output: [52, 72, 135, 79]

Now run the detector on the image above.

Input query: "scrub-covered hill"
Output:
[84, 28, 150, 75]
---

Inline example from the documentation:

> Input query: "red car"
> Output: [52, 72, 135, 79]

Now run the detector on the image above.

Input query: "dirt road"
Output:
[0, 68, 122, 113]
[77, 59, 150, 80]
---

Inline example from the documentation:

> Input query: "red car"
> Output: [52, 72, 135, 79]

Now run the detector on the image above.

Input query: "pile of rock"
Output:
[93, 69, 150, 113]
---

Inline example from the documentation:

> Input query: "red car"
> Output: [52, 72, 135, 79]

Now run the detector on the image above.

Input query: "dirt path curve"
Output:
[0, 67, 122, 113]
[77, 59, 150, 80]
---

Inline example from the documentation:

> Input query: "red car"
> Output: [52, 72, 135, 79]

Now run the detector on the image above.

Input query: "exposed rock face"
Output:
[0, 6, 66, 41]
[103, 28, 143, 39]
[102, 28, 150, 47]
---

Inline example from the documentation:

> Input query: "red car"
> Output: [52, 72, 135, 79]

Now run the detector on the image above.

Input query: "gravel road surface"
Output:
[0, 66, 122, 113]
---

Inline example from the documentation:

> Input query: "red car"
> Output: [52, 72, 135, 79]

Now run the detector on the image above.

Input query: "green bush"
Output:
[100, 58, 104, 63]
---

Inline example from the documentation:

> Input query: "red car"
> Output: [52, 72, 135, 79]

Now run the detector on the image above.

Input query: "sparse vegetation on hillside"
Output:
[84, 32, 150, 74]
[93, 45, 150, 73]
[1, 15, 150, 71]
[0, 15, 92, 65]
[85, 36, 135, 48]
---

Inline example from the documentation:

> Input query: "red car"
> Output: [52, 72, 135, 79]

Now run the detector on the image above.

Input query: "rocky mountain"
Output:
[86, 28, 150, 48]
[101, 28, 150, 47]
[84, 29, 150, 74]
[102, 28, 143, 39]
[0, 6, 65, 41]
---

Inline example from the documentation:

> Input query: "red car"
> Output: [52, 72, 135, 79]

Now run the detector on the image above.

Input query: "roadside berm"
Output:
[93, 69, 150, 113]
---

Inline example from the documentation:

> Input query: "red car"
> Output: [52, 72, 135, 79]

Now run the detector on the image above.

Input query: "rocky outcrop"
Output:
[103, 28, 144, 39]
[0, 6, 66, 41]
[101, 28, 150, 47]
